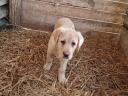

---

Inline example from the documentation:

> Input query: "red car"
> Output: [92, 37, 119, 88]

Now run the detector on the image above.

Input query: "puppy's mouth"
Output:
[63, 55, 72, 60]
[63, 56, 69, 59]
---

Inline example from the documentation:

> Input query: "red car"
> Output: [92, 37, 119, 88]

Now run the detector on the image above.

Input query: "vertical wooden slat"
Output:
[9, 0, 22, 25]
[120, 28, 128, 59]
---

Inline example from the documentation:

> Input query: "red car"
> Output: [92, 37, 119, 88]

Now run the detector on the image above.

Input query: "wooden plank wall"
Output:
[9, 0, 128, 33]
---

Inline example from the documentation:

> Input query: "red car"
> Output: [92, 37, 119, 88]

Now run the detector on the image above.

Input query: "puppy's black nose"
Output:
[63, 52, 69, 59]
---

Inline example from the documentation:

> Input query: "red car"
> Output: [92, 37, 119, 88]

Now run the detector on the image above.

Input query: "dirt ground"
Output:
[0, 28, 128, 96]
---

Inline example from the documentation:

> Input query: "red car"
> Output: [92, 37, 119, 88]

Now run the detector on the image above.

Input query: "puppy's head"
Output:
[53, 27, 84, 60]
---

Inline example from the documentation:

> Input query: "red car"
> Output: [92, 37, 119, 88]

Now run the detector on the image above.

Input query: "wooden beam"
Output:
[22, 0, 124, 25]
[21, 13, 123, 34]
[40, 0, 128, 14]
[112, 0, 128, 3]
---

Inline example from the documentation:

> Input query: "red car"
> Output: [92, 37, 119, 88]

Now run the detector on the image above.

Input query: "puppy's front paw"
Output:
[43, 63, 52, 71]
[59, 77, 68, 84]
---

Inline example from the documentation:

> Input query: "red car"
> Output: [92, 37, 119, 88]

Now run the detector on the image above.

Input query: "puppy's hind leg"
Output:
[44, 53, 53, 71]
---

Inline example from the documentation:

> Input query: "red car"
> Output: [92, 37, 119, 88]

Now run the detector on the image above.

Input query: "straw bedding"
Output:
[0, 28, 128, 96]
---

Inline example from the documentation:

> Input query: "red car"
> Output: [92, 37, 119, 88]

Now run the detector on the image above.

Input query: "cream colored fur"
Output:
[44, 18, 84, 83]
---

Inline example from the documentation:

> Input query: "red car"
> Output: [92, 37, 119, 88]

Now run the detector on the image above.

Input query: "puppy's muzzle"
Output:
[63, 52, 69, 59]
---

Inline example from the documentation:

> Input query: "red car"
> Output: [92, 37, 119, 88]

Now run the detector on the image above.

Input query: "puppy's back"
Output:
[54, 18, 75, 30]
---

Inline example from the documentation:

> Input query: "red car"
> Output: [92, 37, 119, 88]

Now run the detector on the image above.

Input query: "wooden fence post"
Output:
[9, 0, 22, 25]
[121, 10, 128, 59]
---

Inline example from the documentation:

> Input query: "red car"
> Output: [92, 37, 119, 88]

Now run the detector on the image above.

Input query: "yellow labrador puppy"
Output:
[44, 18, 84, 83]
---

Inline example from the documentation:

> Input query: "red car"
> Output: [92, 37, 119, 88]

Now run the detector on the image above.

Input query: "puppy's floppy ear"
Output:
[76, 31, 84, 52]
[52, 27, 65, 43]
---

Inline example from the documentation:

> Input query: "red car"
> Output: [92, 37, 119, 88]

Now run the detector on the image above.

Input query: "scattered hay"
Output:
[0, 27, 128, 96]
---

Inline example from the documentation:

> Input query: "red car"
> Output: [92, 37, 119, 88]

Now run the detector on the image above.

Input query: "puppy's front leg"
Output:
[44, 54, 53, 71]
[58, 59, 68, 83]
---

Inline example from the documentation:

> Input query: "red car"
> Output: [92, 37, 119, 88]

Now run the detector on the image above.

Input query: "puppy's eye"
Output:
[61, 40, 65, 45]
[72, 42, 76, 46]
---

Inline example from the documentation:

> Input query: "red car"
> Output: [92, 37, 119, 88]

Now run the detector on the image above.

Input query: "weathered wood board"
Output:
[121, 10, 128, 59]
[9, 0, 128, 34]
[22, 1, 124, 25]
[40, 0, 128, 14]
[112, 0, 128, 3]
[120, 28, 128, 59]
[21, 13, 123, 33]
[9, 0, 22, 25]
